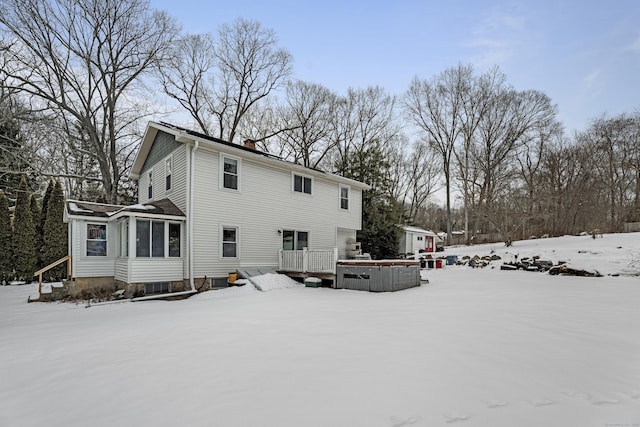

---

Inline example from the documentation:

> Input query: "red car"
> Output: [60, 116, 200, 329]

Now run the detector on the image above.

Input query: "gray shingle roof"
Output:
[66, 198, 185, 218]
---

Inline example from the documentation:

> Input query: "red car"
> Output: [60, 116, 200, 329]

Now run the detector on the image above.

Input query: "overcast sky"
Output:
[150, 0, 640, 135]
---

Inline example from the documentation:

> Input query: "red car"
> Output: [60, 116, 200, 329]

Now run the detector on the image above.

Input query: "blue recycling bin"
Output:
[446, 255, 458, 265]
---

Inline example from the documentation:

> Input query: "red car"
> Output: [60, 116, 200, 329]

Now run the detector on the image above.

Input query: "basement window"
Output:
[144, 282, 170, 295]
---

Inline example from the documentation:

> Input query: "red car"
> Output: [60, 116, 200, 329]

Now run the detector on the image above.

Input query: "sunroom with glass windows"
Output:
[65, 198, 187, 288]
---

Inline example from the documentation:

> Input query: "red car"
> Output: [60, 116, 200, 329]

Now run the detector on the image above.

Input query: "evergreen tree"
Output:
[0, 190, 13, 284]
[30, 194, 42, 265]
[336, 142, 403, 259]
[41, 180, 68, 280]
[12, 176, 36, 281]
[358, 190, 404, 260]
[40, 180, 54, 237]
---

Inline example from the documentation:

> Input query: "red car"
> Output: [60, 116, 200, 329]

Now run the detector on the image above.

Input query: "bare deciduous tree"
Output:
[332, 86, 399, 176]
[0, 0, 178, 203]
[158, 18, 293, 143]
[403, 140, 441, 221]
[157, 33, 217, 134]
[404, 66, 467, 240]
[276, 80, 336, 168]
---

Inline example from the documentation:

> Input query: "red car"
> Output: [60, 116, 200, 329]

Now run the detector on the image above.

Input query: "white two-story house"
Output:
[64, 122, 369, 297]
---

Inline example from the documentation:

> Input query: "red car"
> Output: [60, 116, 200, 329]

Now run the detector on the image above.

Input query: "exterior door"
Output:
[426, 235, 434, 252]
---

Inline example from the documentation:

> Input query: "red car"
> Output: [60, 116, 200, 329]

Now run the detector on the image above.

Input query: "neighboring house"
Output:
[63, 122, 369, 297]
[398, 225, 441, 255]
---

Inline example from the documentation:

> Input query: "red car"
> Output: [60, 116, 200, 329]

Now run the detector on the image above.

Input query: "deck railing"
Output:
[278, 248, 338, 274]
[33, 255, 72, 296]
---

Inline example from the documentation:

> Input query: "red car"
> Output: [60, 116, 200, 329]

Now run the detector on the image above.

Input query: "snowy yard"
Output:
[1, 234, 639, 427]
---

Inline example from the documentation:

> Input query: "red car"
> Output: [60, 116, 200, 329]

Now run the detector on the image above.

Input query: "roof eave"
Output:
[132, 121, 371, 190]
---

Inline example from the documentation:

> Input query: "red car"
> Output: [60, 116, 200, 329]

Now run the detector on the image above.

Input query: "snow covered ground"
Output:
[1, 233, 639, 427]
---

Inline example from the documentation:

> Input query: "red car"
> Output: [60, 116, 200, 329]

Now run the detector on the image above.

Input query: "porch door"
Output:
[282, 230, 309, 250]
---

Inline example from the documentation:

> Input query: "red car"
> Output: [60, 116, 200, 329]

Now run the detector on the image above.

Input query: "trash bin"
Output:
[446, 255, 458, 265]
[228, 272, 237, 286]
[305, 277, 322, 288]
[435, 259, 443, 269]
[426, 259, 435, 269]
[420, 258, 426, 268]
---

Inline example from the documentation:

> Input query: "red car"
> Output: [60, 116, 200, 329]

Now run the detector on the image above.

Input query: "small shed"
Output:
[398, 225, 440, 255]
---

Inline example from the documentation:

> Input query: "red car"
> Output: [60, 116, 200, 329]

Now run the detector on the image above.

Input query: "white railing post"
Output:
[302, 247, 308, 273]
[333, 247, 338, 273]
[278, 249, 283, 271]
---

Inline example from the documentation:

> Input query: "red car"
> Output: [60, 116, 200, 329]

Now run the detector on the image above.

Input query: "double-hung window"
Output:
[222, 226, 238, 258]
[222, 156, 239, 190]
[340, 186, 350, 210]
[87, 224, 107, 256]
[293, 174, 312, 194]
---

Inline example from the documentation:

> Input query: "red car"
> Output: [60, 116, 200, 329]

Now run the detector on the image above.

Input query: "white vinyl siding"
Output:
[127, 258, 184, 283]
[114, 219, 184, 283]
[191, 148, 363, 278]
[168, 145, 188, 212]
[115, 258, 128, 282]
[71, 219, 117, 277]
[138, 145, 188, 213]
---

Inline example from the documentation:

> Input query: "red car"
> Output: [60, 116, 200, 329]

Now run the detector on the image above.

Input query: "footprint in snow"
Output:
[562, 391, 591, 400]
[486, 400, 509, 408]
[623, 390, 640, 399]
[588, 395, 619, 405]
[443, 412, 470, 423]
[528, 398, 554, 407]
[390, 416, 417, 427]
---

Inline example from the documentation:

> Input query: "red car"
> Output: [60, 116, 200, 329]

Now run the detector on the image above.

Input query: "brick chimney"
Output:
[243, 139, 256, 150]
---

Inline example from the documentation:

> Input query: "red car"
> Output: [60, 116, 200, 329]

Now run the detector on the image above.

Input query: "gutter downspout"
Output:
[189, 139, 199, 292]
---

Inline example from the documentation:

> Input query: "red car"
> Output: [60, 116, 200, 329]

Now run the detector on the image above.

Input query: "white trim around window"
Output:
[221, 225, 239, 259]
[282, 229, 310, 250]
[220, 154, 241, 191]
[86, 223, 107, 257]
[134, 219, 183, 258]
[339, 185, 350, 210]
[292, 172, 313, 195]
